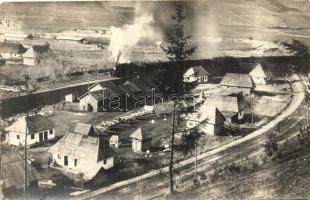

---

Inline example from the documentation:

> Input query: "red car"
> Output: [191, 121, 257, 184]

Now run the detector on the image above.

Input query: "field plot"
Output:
[253, 94, 291, 117]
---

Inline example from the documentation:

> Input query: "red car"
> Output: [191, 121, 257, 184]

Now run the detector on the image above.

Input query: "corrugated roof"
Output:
[249, 63, 273, 78]
[72, 123, 94, 136]
[130, 127, 151, 140]
[204, 96, 239, 113]
[220, 73, 253, 88]
[97, 81, 126, 96]
[0, 153, 38, 190]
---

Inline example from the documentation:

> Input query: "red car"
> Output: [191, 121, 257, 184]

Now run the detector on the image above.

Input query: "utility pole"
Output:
[194, 140, 198, 180]
[169, 101, 176, 195]
[251, 94, 254, 125]
[307, 100, 309, 127]
[24, 113, 28, 200]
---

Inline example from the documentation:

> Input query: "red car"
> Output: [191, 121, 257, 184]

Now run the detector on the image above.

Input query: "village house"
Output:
[0, 152, 39, 195]
[109, 135, 119, 148]
[0, 42, 27, 59]
[220, 73, 254, 95]
[23, 43, 51, 66]
[203, 96, 244, 123]
[79, 80, 127, 112]
[130, 127, 152, 153]
[249, 63, 273, 85]
[6, 114, 55, 147]
[186, 105, 226, 136]
[49, 131, 115, 181]
[183, 66, 210, 84]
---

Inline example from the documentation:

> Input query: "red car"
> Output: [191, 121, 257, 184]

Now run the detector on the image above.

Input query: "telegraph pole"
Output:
[24, 113, 28, 200]
[169, 101, 176, 195]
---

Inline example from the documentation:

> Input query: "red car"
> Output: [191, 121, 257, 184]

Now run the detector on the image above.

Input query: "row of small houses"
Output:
[183, 62, 273, 88]
[0, 41, 51, 65]
[66, 76, 165, 112]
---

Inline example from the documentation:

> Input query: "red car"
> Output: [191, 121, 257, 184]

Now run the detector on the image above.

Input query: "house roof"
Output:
[121, 82, 142, 93]
[72, 123, 94, 136]
[0, 152, 38, 190]
[142, 77, 160, 90]
[130, 127, 152, 140]
[249, 63, 273, 78]
[204, 87, 243, 97]
[23, 43, 50, 58]
[79, 89, 117, 101]
[184, 66, 210, 77]
[126, 79, 153, 93]
[49, 132, 114, 161]
[189, 105, 225, 125]
[204, 96, 240, 113]
[93, 81, 126, 96]
[0, 42, 27, 54]
[220, 73, 253, 88]
[6, 114, 55, 134]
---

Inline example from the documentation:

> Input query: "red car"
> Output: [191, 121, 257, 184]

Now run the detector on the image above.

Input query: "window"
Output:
[57, 154, 61, 159]
[49, 129, 53, 135]
[30, 134, 34, 140]
[74, 159, 77, 167]
[64, 156, 68, 166]
[103, 159, 107, 165]
[17, 135, 20, 139]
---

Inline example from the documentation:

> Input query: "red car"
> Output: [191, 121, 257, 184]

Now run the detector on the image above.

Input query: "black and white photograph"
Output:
[0, 0, 310, 199]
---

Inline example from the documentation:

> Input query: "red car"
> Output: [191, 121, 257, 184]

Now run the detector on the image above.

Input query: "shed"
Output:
[130, 127, 152, 152]
[183, 66, 210, 84]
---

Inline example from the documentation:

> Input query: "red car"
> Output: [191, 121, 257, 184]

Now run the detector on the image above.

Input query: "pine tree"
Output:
[161, 2, 196, 62]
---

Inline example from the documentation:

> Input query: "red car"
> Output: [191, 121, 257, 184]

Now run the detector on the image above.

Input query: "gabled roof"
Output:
[49, 132, 114, 162]
[90, 81, 126, 96]
[204, 96, 239, 113]
[23, 44, 50, 58]
[0, 42, 27, 54]
[6, 114, 55, 134]
[220, 73, 253, 88]
[126, 79, 153, 93]
[0, 152, 38, 190]
[72, 123, 94, 136]
[79, 89, 117, 101]
[190, 105, 225, 125]
[130, 127, 152, 140]
[249, 63, 273, 78]
[142, 77, 160, 90]
[122, 81, 142, 93]
[184, 66, 210, 77]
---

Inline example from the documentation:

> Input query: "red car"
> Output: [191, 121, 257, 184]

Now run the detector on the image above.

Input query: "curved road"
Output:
[73, 73, 305, 200]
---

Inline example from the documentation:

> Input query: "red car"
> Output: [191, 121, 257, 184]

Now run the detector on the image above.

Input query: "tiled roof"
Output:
[26, 115, 55, 134]
[220, 73, 253, 88]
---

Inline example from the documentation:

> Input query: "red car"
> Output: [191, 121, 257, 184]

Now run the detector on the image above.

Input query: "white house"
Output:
[186, 105, 226, 136]
[6, 114, 55, 147]
[249, 63, 273, 85]
[109, 135, 119, 148]
[183, 66, 210, 84]
[130, 127, 152, 153]
[49, 131, 115, 181]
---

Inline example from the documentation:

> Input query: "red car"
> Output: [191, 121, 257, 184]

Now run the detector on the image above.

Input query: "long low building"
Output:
[220, 73, 254, 95]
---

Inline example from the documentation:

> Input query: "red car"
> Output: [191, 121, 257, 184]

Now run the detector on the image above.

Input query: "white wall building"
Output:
[6, 114, 55, 147]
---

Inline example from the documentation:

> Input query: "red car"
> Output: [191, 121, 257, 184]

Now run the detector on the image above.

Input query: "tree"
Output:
[281, 40, 310, 69]
[161, 2, 196, 62]
[262, 133, 278, 157]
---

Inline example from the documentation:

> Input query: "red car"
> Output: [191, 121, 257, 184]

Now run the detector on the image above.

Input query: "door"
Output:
[39, 132, 43, 142]
[44, 131, 48, 141]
